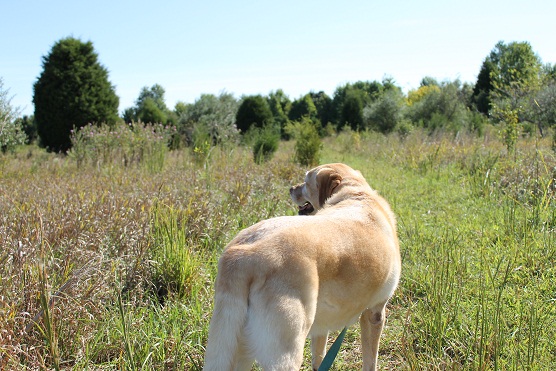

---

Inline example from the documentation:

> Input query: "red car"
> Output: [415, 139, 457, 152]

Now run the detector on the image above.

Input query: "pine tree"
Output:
[33, 37, 119, 152]
[235, 95, 272, 133]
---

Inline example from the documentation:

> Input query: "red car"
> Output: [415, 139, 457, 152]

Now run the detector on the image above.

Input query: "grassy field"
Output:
[1, 128, 555, 370]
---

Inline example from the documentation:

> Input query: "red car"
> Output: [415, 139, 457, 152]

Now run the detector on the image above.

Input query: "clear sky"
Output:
[2, 0, 555, 116]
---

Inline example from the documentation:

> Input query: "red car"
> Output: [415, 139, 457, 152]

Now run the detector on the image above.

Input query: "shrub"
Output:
[177, 93, 240, 146]
[468, 110, 487, 136]
[250, 124, 280, 164]
[363, 88, 405, 133]
[0, 78, 26, 152]
[285, 117, 322, 166]
[396, 119, 414, 140]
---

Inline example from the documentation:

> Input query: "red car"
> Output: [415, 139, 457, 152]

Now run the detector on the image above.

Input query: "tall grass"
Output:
[0, 127, 554, 369]
[68, 121, 176, 172]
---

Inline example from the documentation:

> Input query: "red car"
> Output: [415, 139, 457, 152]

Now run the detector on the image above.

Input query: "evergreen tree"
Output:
[309, 91, 334, 127]
[340, 89, 365, 130]
[33, 37, 119, 152]
[472, 59, 494, 114]
[235, 95, 272, 133]
[289, 94, 317, 122]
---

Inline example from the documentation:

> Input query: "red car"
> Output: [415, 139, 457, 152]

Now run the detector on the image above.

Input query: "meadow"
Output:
[1, 127, 555, 370]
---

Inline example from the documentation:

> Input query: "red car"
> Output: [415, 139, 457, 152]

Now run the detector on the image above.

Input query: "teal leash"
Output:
[317, 327, 347, 371]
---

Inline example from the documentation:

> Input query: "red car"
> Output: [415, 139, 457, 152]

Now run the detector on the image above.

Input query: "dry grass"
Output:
[1, 128, 555, 370]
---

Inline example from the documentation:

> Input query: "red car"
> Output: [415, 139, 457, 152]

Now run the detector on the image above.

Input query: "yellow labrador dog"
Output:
[203, 163, 401, 371]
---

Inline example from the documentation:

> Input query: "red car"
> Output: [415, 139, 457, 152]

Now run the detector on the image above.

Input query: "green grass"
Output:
[0, 129, 555, 370]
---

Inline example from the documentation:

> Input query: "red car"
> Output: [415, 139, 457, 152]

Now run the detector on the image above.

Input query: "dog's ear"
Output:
[317, 168, 342, 206]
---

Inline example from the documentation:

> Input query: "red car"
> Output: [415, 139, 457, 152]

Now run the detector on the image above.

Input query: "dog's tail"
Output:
[203, 246, 252, 371]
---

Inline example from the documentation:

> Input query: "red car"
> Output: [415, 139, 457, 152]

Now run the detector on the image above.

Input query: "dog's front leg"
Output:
[360, 306, 386, 371]
[310, 334, 328, 371]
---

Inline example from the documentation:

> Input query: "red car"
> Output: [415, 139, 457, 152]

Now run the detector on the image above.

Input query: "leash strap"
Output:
[317, 327, 347, 371]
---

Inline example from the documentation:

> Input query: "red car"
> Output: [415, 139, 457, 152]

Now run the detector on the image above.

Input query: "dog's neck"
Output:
[325, 182, 374, 207]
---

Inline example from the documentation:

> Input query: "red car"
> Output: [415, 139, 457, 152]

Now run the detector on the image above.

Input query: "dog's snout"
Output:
[290, 183, 302, 194]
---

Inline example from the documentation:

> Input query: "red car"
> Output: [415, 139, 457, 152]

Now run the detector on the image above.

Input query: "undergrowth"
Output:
[0, 128, 555, 370]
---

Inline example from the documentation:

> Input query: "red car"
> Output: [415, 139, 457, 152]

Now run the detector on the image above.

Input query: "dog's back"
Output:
[203, 163, 400, 370]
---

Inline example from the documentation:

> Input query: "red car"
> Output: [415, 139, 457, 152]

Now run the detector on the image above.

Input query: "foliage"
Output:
[135, 84, 168, 114]
[235, 95, 273, 133]
[395, 119, 414, 140]
[15, 115, 37, 144]
[137, 97, 167, 124]
[471, 57, 494, 114]
[407, 84, 441, 106]
[123, 84, 174, 125]
[0, 78, 26, 152]
[489, 41, 542, 99]
[338, 88, 366, 130]
[285, 117, 322, 166]
[266, 89, 291, 132]
[473, 41, 543, 125]
[176, 92, 239, 145]
[491, 105, 520, 153]
[33, 37, 119, 152]
[68, 121, 176, 171]
[250, 124, 280, 164]
[363, 88, 405, 133]
[530, 81, 556, 135]
[309, 91, 334, 129]
[406, 80, 471, 132]
[288, 93, 317, 122]
[332, 81, 383, 130]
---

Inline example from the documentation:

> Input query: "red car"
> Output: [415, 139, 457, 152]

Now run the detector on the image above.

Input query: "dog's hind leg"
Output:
[203, 247, 252, 371]
[310, 334, 328, 371]
[360, 304, 386, 371]
[233, 338, 254, 371]
[246, 288, 314, 371]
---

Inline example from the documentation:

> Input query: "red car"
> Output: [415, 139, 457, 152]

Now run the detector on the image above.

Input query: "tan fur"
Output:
[203, 163, 401, 371]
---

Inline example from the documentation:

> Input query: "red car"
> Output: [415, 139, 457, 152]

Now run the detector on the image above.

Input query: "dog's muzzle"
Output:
[297, 202, 314, 215]
[290, 184, 314, 215]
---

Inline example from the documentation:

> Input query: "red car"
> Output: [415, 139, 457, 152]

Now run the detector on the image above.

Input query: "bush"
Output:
[363, 88, 405, 133]
[285, 117, 322, 166]
[177, 93, 240, 146]
[468, 110, 487, 136]
[396, 119, 414, 140]
[406, 81, 469, 133]
[251, 124, 280, 164]
[0, 78, 26, 153]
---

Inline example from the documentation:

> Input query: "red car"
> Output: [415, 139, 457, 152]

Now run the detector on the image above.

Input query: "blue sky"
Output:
[2, 0, 555, 116]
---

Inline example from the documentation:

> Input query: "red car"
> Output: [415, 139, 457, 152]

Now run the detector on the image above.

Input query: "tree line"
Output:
[1, 36, 556, 154]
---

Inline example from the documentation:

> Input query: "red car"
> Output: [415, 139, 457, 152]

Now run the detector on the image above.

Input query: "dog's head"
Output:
[290, 163, 364, 215]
